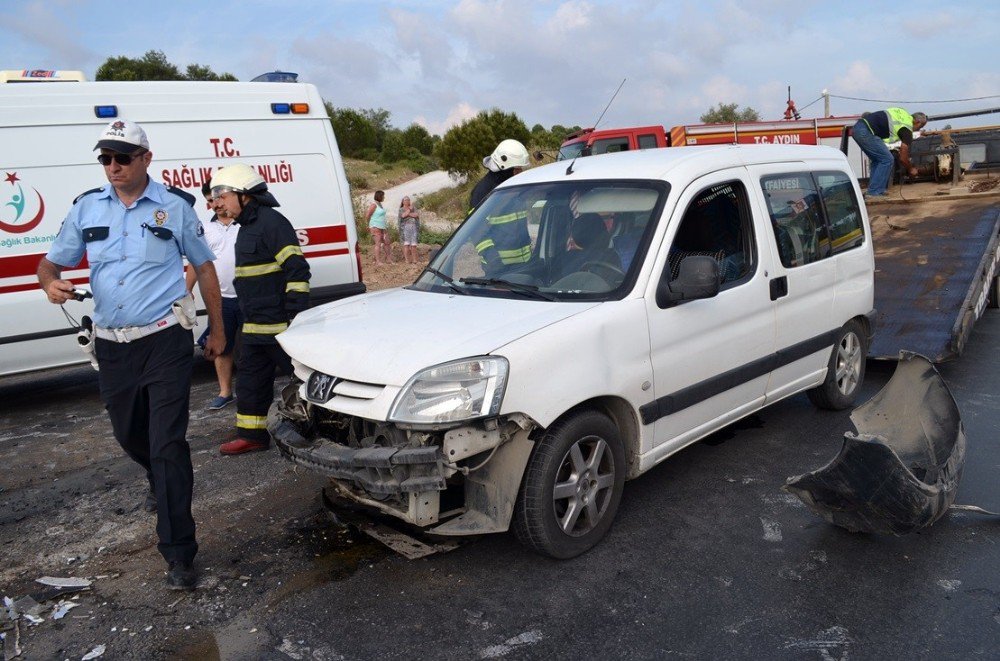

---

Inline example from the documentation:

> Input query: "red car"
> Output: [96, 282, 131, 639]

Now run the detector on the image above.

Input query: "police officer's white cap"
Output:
[94, 119, 150, 153]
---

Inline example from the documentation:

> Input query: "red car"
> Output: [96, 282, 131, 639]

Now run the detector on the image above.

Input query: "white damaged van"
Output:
[271, 145, 875, 558]
[0, 81, 363, 376]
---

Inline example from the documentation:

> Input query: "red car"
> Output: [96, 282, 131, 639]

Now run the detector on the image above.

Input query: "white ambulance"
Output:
[0, 80, 364, 376]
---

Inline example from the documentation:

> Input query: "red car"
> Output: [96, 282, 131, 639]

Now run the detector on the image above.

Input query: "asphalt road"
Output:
[1, 310, 998, 660]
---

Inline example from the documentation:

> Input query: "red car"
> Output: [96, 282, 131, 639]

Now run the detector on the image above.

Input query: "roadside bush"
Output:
[346, 172, 369, 190]
[405, 153, 438, 175]
[418, 226, 454, 246]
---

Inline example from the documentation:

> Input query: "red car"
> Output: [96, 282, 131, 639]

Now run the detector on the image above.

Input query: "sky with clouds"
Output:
[2, 0, 998, 135]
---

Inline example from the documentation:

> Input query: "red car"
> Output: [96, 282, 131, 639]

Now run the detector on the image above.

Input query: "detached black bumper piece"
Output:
[273, 421, 447, 496]
[784, 352, 966, 535]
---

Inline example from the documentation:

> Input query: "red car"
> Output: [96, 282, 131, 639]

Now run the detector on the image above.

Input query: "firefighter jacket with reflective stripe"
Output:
[233, 201, 310, 345]
[468, 170, 531, 272]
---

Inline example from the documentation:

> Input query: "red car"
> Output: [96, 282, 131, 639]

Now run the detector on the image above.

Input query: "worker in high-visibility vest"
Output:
[468, 139, 532, 275]
[852, 107, 928, 198]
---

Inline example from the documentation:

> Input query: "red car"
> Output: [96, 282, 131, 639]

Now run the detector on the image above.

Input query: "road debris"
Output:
[785, 353, 966, 534]
[81, 644, 106, 660]
[969, 178, 999, 194]
[51, 601, 80, 620]
[35, 577, 92, 589]
[2, 621, 22, 660]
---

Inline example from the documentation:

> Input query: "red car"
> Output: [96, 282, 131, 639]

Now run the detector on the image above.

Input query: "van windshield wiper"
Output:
[421, 266, 465, 294]
[460, 277, 556, 301]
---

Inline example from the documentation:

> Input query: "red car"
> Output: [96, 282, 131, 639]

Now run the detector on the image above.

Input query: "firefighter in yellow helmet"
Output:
[468, 139, 532, 275]
[210, 164, 310, 455]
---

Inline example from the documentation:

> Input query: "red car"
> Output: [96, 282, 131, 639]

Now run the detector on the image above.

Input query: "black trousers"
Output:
[96, 324, 197, 565]
[235, 340, 292, 445]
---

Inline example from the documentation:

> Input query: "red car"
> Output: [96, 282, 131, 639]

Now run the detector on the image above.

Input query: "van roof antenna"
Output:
[593, 77, 627, 130]
[566, 77, 627, 176]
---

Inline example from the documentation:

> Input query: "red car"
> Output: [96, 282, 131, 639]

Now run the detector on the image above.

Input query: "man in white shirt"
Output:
[187, 181, 242, 409]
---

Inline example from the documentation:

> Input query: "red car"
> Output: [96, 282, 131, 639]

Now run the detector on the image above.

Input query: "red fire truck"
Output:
[558, 116, 867, 177]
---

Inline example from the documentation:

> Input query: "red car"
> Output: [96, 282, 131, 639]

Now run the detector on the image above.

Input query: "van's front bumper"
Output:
[268, 385, 536, 534]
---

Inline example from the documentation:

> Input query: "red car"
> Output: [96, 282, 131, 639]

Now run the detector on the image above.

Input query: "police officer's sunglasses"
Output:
[97, 151, 147, 166]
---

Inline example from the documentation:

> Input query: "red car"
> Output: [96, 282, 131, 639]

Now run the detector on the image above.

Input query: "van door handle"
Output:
[769, 276, 788, 301]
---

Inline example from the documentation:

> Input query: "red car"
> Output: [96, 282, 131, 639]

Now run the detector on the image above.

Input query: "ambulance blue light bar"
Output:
[271, 103, 309, 114]
[94, 105, 118, 118]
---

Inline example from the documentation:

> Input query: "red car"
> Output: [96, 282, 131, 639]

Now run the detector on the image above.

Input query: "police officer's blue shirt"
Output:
[46, 178, 216, 328]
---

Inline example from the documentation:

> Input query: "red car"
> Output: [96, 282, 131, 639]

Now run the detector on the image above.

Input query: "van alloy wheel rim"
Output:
[552, 435, 616, 536]
[835, 331, 862, 396]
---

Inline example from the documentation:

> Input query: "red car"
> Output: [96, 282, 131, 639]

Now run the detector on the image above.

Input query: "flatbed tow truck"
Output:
[866, 172, 999, 362]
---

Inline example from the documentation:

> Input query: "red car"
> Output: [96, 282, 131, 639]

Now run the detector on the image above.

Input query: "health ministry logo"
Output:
[1, 171, 46, 234]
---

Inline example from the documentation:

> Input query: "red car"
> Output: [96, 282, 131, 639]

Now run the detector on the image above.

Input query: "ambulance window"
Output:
[816, 171, 864, 254]
[761, 174, 831, 268]
[591, 137, 630, 155]
[638, 134, 658, 150]
[669, 181, 756, 287]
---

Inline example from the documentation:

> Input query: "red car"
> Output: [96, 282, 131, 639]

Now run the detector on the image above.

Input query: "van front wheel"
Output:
[808, 320, 867, 410]
[513, 410, 625, 559]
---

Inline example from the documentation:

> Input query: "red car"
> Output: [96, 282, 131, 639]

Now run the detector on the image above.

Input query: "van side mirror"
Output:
[656, 255, 721, 308]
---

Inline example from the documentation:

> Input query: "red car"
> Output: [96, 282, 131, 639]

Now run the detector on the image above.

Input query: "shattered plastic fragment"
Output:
[35, 577, 92, 589]
[52, 601, 80, 620]
[2, 621, 22, 660]
[81, 644, 106, 660]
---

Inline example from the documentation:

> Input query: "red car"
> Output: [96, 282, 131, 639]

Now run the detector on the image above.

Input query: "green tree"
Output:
[185, 63, 238, 81]
[700, 102, 761, 124]
[95, 50, 237, 81]
[436, 109, 530, 177]
[326, 103, 378, 158]
[380, 130, 407, 163]
[359, 108, 392, 151]
[401, 123, 435, 155]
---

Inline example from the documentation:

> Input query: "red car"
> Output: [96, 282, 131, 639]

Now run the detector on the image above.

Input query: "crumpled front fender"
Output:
[784, 352, 966, 535]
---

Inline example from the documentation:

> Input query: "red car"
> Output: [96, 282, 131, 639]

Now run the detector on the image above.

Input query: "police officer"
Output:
[468, 139, 532, 275]
[209, 164, 310, 455]
[851, 107, 928, 198]
[37, 119, 226, 591]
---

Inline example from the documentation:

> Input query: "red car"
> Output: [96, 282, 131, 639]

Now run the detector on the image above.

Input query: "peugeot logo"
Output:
[306, 371, 340, 403]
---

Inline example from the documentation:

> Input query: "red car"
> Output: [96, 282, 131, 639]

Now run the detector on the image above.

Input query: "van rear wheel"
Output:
[808, 320, 867, 410]
[513, 410, 625, 559]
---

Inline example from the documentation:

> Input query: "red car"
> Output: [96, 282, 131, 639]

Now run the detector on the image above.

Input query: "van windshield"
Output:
[412, 180, 668, 301]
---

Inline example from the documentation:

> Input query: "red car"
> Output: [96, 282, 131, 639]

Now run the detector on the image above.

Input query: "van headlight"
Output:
[389, 357, 508, 425]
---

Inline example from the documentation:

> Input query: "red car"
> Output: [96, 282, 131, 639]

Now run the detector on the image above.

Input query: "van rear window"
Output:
[760, 171, 864, 267]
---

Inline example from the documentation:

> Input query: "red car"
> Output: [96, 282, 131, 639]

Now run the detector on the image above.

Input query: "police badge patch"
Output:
[154, 209, 168, 226]
[197, 224, 205, 236]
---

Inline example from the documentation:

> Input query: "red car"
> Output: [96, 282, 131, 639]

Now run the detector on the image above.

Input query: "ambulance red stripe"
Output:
[0, 224, 349, 280]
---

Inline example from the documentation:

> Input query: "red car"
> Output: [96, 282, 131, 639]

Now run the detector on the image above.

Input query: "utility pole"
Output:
[822, 89, 830, 117]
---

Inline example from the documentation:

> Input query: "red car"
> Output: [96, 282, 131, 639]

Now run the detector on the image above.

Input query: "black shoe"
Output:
[167, 560, 198, 590]
[166, 561, 197, 591]
[143, 490, 157, 513]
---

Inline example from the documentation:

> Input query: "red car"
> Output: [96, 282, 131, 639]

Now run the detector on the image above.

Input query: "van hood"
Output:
[278, 288, 598, 386]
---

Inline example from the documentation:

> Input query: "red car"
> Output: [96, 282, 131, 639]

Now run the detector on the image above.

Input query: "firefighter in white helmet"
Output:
[210, 164, 311, 455]
[468, 139, 532, 275]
